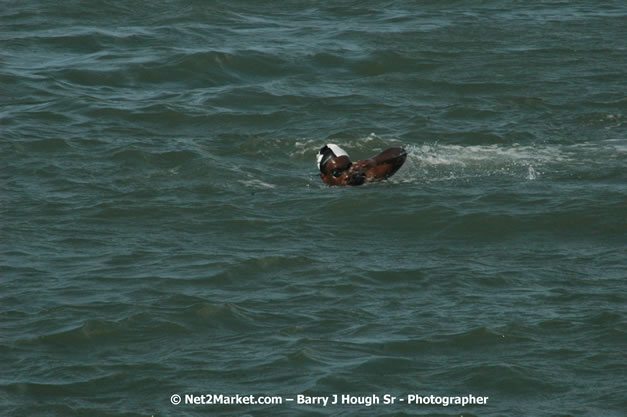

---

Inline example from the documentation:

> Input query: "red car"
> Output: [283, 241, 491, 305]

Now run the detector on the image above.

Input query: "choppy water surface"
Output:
[2, 1, 626, 416]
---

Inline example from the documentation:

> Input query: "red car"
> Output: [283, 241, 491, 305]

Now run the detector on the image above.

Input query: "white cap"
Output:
[316, 144, 349, 171]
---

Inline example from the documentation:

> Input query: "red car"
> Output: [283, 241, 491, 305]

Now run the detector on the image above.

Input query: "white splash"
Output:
[399, 139, 626, 183]
[398, 143, 562, 183]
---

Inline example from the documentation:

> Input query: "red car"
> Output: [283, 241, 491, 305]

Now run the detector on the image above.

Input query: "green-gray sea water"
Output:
[2, 1, 626, 416]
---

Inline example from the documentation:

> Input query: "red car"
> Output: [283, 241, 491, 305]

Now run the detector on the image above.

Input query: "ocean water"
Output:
[1, 1, 626, 416]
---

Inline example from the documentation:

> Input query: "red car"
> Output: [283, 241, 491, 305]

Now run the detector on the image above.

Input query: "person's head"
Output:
[316, 144, 365, 186]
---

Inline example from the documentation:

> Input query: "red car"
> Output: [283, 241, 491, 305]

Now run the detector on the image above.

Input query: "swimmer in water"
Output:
[316, 144, 407, 186]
